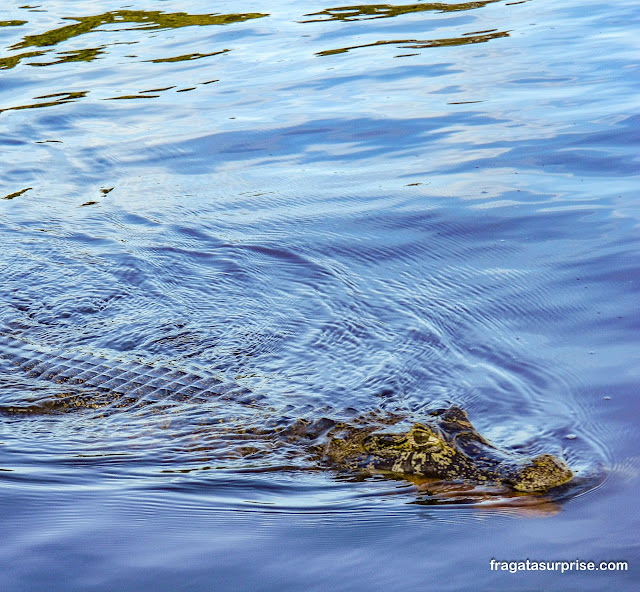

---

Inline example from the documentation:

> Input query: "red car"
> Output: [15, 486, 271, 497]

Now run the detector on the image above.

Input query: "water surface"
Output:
[0, 0, 638, 590]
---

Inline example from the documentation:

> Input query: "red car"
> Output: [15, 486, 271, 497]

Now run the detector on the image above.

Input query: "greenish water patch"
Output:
[149, 50, 230, 64]
[104, 94, 158, 100]
[0, 9, 267, 73]
[302, 1, 498, 22]
[29, 47, 105, 66]
[317, 29, 508, 56]
[2, 187, 32, 200]
[0, 8, 266, 112]
[0, 49, 46, 69]
[10, 10, 269, 50]
[140, 86, 176, 93]
[0, 90, 88, 113]
[0, 20, 27, 27]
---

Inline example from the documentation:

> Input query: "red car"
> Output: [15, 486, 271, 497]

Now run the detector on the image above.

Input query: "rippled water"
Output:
[1, 0, 638, 590]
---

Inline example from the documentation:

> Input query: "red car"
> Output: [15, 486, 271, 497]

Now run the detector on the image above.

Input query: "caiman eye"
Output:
[410, 426, 436, 446]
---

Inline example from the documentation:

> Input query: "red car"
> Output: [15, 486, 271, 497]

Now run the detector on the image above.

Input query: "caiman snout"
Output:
[509, 454, 574, 492]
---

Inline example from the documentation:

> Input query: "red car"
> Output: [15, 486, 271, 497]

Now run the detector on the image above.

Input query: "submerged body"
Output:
[0, 333, 572, 493]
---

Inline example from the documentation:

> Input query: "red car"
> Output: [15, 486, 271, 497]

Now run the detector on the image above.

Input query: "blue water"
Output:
[0, 0, 638, 590]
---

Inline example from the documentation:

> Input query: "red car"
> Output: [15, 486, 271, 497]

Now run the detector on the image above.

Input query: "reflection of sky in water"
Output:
[1, 1, 635, 210]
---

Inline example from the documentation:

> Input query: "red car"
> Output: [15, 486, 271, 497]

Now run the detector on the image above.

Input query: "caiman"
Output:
[0, 332, 573, 493]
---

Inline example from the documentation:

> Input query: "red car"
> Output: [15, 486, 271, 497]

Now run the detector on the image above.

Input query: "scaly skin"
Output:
[0, 333, 573, 492]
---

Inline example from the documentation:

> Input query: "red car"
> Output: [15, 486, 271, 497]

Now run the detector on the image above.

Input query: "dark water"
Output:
[0, 0, 638, 590]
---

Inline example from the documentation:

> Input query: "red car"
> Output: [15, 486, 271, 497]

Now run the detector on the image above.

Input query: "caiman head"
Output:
[324, 406, 573, 493]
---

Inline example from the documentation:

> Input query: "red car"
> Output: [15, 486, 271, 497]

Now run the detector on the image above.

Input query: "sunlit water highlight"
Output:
[0, 0, 638, 590]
